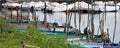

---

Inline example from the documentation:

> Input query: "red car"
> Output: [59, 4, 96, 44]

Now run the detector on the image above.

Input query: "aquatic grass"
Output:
[25, 23, 70, 48]
[0, 31, 26, 48]
[0, 19, 78, 48]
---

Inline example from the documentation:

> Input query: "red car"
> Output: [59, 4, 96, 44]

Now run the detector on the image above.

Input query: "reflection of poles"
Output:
[34, 11, 37, 28]
[107, 28, 111, 43]
[16, 6, 19, 23]
[97, 13, 101, 35]
[78, 0, 81, 36]
[65, 8, 68, 33]
[53, 26, 56, 33]
[68, 12, 72, 35]
[20, 4, 23, 24]
[27, 8, 30, 22]
[33, 7, 37, 28]
[30, 6, 37, 28]
[101, 1, 106, 43]
[101, 12, 105, 43]
[87, 2, 90, 42]
[112, 0, 117, 45]
[4, 5, 8, 19]
[91, 0, 94, 42]
[66, 10, 70, 35]
[72, 1, 77, 36]
[64, 23, 66, 32]
[44, 2, 47, 29]
[65, 0, 70, 34]
[74, 0, 77, 30]
[10, 8, 13, 23]
[105, 1, 107, 26]
[65, 10, 71, 35]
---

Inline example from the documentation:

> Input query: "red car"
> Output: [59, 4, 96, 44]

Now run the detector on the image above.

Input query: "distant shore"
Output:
[1, 0, 120, 3]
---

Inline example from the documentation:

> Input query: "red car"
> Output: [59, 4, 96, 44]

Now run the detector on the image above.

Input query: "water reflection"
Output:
[36, 11, 120, 43]
[1, 10, 120, 43]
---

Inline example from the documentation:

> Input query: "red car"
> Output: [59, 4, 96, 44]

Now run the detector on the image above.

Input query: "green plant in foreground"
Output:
[25, 22, 70, 48]
[0, 20, 77, 48]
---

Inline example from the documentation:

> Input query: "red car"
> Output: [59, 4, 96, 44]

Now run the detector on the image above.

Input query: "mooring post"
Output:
[20, 4, 23, 24]
[10, 7, 13, 23]
[44, 2, 47, 29]
[16, 6, 19, 23]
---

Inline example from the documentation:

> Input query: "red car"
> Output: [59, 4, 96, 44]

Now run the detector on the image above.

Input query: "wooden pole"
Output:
[68, 12, 72, 35]
[27, 8, 30, 22]
[34, 11, 37, 28]
[87, 0, 90, 42]
[78, 0, 81, 35]
[105, 1, 107, 26]
[10, 8, 13, 23]
[31, 6, 37, 28]
[4, 5, 7, 19]
[20, 4, 23, 24]
[66, 14, 69, 35]
[16, 6, 19, 23]
[65, 1, 68, 33]
[44, 2, 47, 29]
[65, 0, 68, 33]
[74, 0, 77, 30]
[91, 0, 95, 42]
[107, 28, 111, 43]
[97, 13, 101, 35]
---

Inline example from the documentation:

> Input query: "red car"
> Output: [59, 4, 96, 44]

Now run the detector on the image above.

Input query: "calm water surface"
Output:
[1, 10, 120, 43]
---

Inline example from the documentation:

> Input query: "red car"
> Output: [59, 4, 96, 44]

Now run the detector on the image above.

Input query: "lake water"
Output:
[0, 10, 120, 43]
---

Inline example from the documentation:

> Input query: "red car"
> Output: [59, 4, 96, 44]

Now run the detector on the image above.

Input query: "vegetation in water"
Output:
[0, 18, 80, 48]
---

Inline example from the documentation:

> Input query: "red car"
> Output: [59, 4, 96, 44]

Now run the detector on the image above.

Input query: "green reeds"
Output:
[0, 19, 79, 48]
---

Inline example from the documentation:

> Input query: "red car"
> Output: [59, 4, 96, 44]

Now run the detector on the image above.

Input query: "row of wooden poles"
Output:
[20, 0, 117, 46]
[6, 6, 25, 23]
[86, 0, 117, 46]
[3, 0, 117, 45]
[66, 0, 117, 45]
[4, 4, 39, 27]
